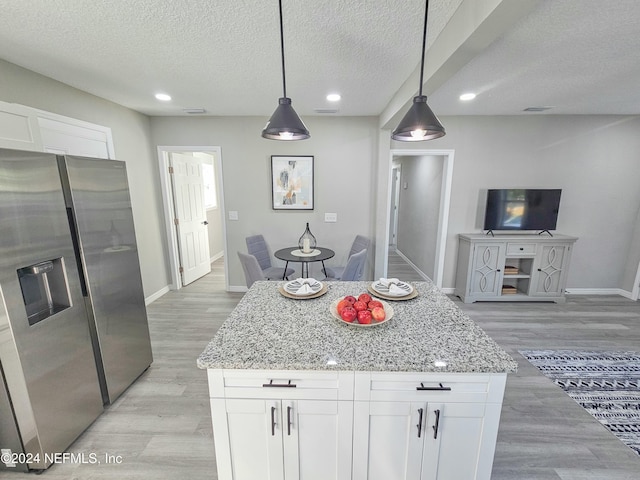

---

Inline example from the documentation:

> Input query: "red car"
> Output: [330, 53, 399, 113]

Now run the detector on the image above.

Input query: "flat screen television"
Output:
[483, 189, 561, 232]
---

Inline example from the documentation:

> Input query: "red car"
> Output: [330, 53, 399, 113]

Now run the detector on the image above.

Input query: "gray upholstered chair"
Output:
[324, 249, 367, 281]
[237, 251, 265, 288]
[324, 235, 370, 279]
[246, 234, 295, 280]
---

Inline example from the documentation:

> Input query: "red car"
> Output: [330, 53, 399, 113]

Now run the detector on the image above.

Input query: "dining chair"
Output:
[324, 249, 367, 281]
[246, 234, 295, 280]
[237, 252, 266, 288]
[324, 235, 370, 279]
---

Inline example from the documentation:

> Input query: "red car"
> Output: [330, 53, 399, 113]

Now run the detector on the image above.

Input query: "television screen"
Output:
[483, 189, 562, 231]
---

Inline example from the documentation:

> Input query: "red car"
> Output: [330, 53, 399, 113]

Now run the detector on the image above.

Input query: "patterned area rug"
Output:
[520, 350, 640, 455]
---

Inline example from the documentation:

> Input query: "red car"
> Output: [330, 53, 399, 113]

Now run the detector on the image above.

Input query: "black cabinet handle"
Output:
[417, 408, 424, 438]
[263, 379, 297, 388]
[287, 406, 292, 436]
[433, 409, 441, 439]
[416, 382, 451, 391]
[519, 247, 524, 251]
[271, 406, 277, 436]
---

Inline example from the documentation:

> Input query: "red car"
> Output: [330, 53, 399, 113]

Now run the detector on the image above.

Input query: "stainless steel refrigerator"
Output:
[0, 149, 153, 472]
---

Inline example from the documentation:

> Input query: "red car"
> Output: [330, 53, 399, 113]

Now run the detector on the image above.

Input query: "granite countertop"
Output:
[197, 280, 517, 374]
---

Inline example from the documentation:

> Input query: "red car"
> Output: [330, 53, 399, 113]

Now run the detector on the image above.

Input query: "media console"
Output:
[454, 233, 577, 303]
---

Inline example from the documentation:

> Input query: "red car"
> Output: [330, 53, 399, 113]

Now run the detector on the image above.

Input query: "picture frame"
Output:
[271, 155, 314, 210]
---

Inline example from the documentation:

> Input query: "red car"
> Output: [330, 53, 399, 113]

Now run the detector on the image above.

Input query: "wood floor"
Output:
[8, 257, 640, 479]
[387, 247, 427, 281]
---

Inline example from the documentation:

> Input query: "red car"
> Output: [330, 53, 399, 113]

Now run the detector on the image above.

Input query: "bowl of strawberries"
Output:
[330, 292, 394, 327]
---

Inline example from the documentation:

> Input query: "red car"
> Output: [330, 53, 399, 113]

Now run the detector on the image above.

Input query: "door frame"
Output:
[383, 149, 454, 288]
[389, 164, 401, 248]
[157, 145, 229, 291]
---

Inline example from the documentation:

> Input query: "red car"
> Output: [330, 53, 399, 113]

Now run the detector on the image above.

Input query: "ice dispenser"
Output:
[17, 258, 72, 326]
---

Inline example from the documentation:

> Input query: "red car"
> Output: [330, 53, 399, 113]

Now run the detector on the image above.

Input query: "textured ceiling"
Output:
[0, 0, 639, 117]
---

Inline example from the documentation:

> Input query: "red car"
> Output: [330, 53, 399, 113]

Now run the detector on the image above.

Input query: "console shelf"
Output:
[454, 234, 577, 304]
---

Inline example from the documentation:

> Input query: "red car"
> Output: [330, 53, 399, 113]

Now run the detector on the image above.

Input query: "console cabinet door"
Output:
[223, 399, 285, 480]
[282, 400, 353, 480]
[468, 243, 506, 297]
[531, 244, 569, 297]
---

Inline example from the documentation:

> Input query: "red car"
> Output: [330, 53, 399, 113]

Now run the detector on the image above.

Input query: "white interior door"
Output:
[170, 152, 211, 285]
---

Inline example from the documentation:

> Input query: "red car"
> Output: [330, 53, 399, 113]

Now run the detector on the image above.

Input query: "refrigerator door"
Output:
[0, 149, 103, 470]
[59, 155, 153, 404]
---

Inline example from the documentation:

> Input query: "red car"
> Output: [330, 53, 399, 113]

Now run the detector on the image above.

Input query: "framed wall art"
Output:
[271, 155, 314, 210]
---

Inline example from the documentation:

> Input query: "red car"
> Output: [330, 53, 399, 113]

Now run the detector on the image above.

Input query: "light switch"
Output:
[324, 213, 337, 223]
[228, 211, 239, 221]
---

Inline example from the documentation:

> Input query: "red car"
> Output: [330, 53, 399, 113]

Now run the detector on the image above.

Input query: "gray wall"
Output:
[394, 155, 443, 280]
[150, 116, 379, 288]
[389, 115, 640, 290]
[0, 59, 170, 298]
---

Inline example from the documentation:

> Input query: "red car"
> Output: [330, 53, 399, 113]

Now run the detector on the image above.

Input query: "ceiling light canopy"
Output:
[460, 93, 476, 101]
[392, 0, 445, 142]
[155, 93, 172, 101]
[326, 93, 341, 102]
[262, 0, 309, 141]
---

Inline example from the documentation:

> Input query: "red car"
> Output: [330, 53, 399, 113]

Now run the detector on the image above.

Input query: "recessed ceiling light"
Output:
[459, 93, 476, 101]
[326, 93, 341, 102]
[155, 93, 172, 101]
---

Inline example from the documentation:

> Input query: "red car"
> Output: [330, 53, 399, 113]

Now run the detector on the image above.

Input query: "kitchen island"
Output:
[198, 280, 517, 480]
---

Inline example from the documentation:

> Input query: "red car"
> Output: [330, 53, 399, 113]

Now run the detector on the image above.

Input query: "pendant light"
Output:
[392, 0, 445, 141]
[262, 0, 310, 140]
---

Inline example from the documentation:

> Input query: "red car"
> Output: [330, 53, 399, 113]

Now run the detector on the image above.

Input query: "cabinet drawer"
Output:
[208, 369, 354, 400]
[355, 372, 504, 403]
[506, 243, 537, 255]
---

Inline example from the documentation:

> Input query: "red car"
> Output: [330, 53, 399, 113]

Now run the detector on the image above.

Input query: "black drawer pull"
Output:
[263, 379, 297, 388]
[416, 382, 451, 391]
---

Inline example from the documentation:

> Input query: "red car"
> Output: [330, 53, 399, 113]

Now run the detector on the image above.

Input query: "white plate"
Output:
[283, 278, 324, 296]
[371, 280, 414, 297]
[329, 299, 394, 327]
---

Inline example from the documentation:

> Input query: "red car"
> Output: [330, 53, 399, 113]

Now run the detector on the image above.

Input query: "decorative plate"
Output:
[367, 285, 419, 301]
[279, 284, 328, 300]
[329, 298, 394, 327]
[370, 280, 414, 297]
[290, 249, 321, 257]
[281, 278, 324, 297]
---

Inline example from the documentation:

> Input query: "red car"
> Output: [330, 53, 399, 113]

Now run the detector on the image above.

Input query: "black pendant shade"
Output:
[392, 0, 445, 142]
[262, 0, 309, 141]
[262, 97, 310, 140]
[392, 95, 445, 141]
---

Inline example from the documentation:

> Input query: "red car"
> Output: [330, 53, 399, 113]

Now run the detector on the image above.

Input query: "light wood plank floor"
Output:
[387, 247, 427, 282]
[8, 258, 639, 479]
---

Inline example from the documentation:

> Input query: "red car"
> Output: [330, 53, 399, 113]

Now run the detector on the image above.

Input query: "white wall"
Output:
[386, 115, 640, 290]
[394, 155, 443, 280]
[150, 116, 379, 289]
[0, 59, 170, 298]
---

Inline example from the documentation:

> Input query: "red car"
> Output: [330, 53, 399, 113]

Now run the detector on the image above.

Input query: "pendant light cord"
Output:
[279, 0, 287, 98]
[418, 0, 429, 97]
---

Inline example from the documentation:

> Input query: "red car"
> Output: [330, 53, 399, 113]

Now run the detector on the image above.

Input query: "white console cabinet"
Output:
[455, 234, 577, 303]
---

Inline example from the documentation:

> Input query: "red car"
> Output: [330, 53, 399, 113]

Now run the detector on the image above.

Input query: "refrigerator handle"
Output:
[66, 207, 88, 297]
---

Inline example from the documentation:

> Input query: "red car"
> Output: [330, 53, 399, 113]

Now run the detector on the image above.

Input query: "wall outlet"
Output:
[324, 213, 337, 222]
[228, 211, 239, 221]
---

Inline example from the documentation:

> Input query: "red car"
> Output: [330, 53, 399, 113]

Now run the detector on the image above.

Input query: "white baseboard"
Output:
[440, 287, 455, 295]
[394, 249, 432, 282]
[145, 285, 170, 305]
[210, 250, 224, 263]
[564, 287, 631, 298]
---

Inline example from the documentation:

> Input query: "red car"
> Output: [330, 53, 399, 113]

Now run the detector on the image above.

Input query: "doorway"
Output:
[384, 149, 454, 288]
[158, 146, 228, 291]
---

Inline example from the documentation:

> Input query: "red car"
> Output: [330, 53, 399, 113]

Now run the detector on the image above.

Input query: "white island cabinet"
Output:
[198, 281, 517, 480]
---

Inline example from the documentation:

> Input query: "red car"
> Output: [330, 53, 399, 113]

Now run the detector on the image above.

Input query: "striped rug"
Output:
[520, 350, 640, 455]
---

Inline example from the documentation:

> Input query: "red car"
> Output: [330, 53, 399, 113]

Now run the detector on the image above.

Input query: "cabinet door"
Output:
[420, 403, 487, 480]
[224, 399, 285, 480]
[531, 244, 569, 296]
[469, 243, 505, 297]
[282, 400, 353, 480]
[352, 401, 425, 480]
